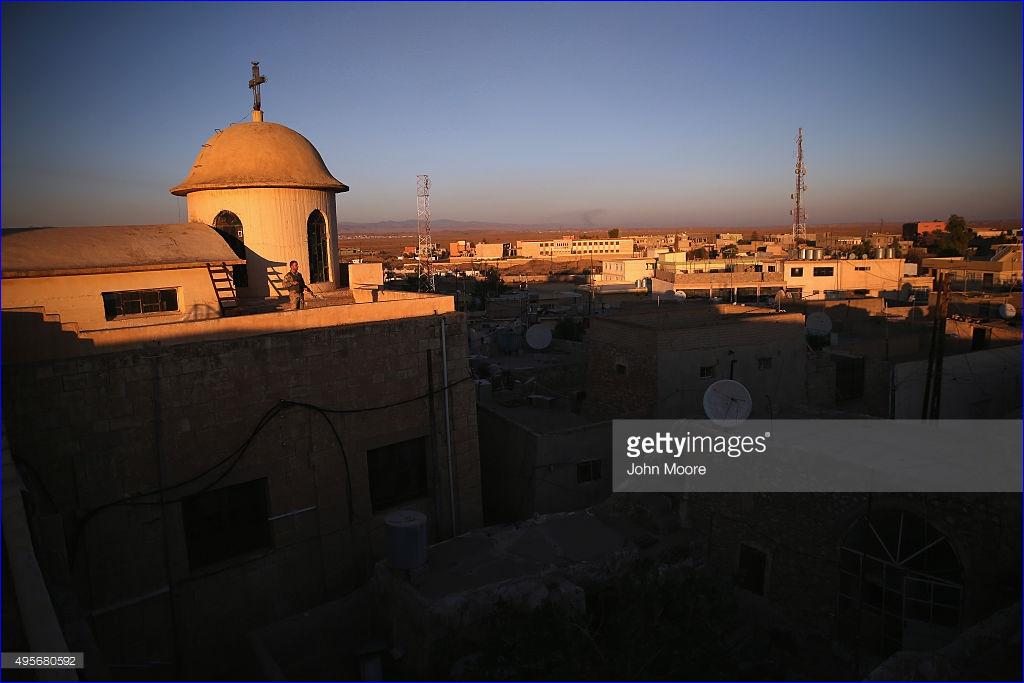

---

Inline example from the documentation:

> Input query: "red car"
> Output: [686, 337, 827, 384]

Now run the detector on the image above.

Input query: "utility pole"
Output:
[921, 274, 951, 419]
[790, 128, 808, 242]
[416, 175, 434, 292]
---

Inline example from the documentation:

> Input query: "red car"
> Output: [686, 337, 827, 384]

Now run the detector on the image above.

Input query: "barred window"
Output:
[102, 288, 178, 320]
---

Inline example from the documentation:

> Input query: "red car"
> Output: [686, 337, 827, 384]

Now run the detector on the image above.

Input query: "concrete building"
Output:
[477, 389, 611, 524]
[903, 221, 947, 239]
[2, 224, 246, 329]
[586, 306, 807, 420]
[1, 77, 484, 680]
[516, 235, 634, 258]
[600, 257, 656, 283]
[783, 257, 906, 300]
[921, 247, 1023, 289]
[473, 242, 510, 259]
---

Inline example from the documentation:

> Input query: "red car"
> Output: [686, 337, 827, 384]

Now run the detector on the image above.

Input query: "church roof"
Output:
[1, 223, 245, 278]
[170, 121, 348, 196]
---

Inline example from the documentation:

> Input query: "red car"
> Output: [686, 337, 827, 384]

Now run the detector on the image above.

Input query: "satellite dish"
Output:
[899, 283, 913, 302]
[703, 379, 753, 427]
[999, 303, 1017, 319]
[674, 290, 687, 300]
[525, 324, 553, 350]
[806, 312, 833, 337]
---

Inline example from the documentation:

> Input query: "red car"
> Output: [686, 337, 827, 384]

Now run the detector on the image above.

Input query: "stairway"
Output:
[207, 262, 240, 316]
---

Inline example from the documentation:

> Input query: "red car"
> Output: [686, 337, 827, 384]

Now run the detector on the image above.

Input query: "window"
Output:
[838, 510, 962, 657]
[577, 459, 602, 483]
[813, 267, 835, 277]
[102, 288, 178, 320]
[615, 361, 628, 375]
[367, 437, 428, 512]
[758, 357, 772, 370]
[790, 267, 804, 277]
[213, 210, 248, 287]
[307, 210, 330, 284]
[699, 365, 716, 378]
[736, 543, 768, 595]
[182, 479, 270, 570]
[855, 266, 871, 272]
[767, 265, 776, 273]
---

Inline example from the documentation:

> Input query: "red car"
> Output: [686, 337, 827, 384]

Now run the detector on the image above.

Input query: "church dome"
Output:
[170, 121, 348, 196]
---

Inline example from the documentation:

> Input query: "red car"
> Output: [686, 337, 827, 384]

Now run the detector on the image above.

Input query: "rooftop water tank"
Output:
[385, 510, 428, 571]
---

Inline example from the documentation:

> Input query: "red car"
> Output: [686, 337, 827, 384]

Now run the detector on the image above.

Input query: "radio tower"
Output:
[790, 128, 808, 241]
[416, 174, 435, 291]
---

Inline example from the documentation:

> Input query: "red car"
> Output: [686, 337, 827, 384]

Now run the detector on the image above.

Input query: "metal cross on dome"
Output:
[249, 62, 268, 112]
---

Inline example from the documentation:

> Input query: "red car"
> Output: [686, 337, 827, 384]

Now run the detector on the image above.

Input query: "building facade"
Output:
[517, 236, 634, 258]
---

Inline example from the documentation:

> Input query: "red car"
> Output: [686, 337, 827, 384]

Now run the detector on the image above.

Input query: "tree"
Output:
[691, 247, 708, 260]
[939, 214, 972, 257]
[750, 230, 760, 242]
[607, 228, 620, 238]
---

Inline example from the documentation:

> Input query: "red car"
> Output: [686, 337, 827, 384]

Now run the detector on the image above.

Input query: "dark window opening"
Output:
[971, 326, 990, 351]
[213, 210, 248, 288]
[102, 288, 178, 320]
[368, 437, 428, 512]
[736, 543, 767, 595]
[834, 354, 865, 402]
[577, 459, 602, 483]
[699, 365, 716, 378]
[182, 478, 270, 570]
[307, 210, 330, 284]
[813, 267, 835, 277]
[790, 267, 804, 277]
[615, 362, 628, 375]
[758, 357, 772, 370]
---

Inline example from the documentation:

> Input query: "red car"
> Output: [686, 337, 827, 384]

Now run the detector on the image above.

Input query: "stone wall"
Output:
[1, 311, 481, 678]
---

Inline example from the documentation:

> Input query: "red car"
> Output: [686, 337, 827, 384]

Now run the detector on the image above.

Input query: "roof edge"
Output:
[3, 259, 247, 279]
[170, 180, 350, 196]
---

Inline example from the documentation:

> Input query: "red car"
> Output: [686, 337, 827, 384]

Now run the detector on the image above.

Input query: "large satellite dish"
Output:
[806, 312, 833, 337]
[673, 290, 687, 300]
[525, 324, 553, 350]
[999, 303, 1017, 319]
[703, 379, 753, 427]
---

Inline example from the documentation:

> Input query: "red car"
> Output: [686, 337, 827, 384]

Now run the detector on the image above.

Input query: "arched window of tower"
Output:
[307, 210, 329, 284]
[212, 210, 248, 288]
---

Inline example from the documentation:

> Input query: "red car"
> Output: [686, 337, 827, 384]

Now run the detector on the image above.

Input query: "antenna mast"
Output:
[416, 174, 435, 291]
[790, 128, 807, 241]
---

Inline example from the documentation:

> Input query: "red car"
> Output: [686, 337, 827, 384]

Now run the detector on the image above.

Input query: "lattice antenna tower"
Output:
[790, 128, 808, 241]
[416, 174, 435, 291]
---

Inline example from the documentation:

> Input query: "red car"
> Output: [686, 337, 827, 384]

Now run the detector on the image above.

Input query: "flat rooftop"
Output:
[598, 303, 801, 330]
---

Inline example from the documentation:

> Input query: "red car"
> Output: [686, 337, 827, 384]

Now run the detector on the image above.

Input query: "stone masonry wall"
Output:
[1, 311, 481, 678]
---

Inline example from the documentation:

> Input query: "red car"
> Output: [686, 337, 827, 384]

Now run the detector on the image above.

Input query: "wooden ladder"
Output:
[207, 262, 240, 315]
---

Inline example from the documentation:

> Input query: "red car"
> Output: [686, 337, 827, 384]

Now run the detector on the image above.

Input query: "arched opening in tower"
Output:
[307, 210, 329, 284]
[212, 210, 248, 288]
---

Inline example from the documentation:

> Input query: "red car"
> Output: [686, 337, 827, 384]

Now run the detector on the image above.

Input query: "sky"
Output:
[2, 2, 1021, 229]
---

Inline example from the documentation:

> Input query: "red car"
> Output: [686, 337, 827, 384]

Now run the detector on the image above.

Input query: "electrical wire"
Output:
[67, 375, 474, 566]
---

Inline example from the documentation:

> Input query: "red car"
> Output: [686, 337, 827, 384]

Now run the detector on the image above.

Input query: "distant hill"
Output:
[338, 218, 1021, 235]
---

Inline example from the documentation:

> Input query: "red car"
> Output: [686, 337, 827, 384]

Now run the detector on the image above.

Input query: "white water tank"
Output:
[385, 510, 428, 570]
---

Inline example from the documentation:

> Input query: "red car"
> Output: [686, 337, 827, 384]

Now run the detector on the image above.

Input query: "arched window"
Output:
[837, 509, 963, 660]
[307, 210, 329, 284]
[213, 210, 248, 288]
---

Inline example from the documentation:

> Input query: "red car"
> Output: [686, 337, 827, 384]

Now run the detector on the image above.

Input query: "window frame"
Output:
[102, 287, 180, 321]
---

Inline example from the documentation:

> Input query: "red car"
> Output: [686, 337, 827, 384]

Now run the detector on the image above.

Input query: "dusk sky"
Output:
[2, 2, 1020, 229]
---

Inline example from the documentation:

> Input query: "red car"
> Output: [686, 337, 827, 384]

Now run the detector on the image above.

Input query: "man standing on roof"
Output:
[282, 260, 314, 310]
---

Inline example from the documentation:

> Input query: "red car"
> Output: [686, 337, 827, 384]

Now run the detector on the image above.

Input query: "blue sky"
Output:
[2, 2, 1020, 228]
